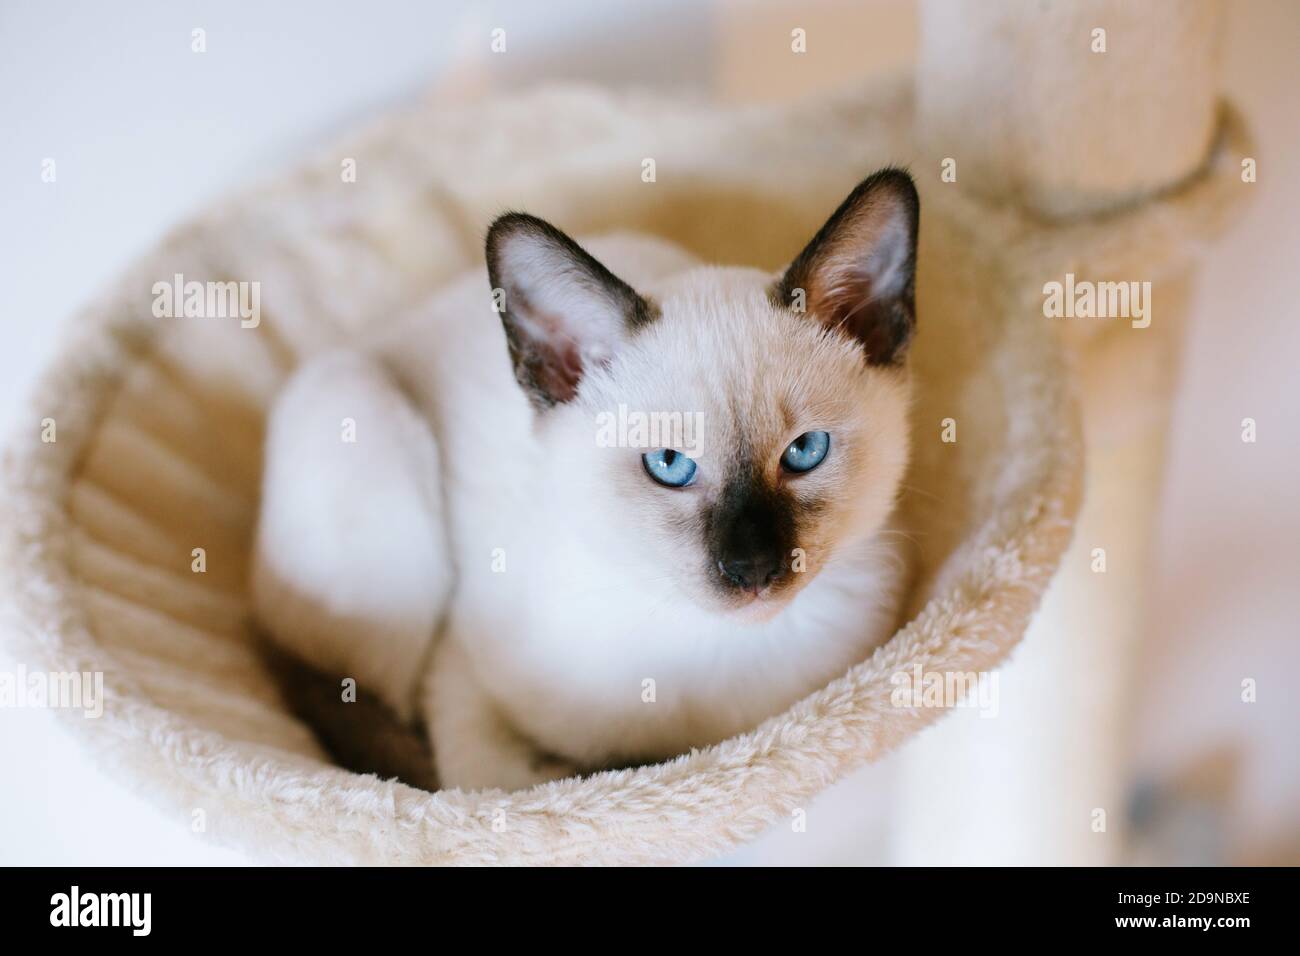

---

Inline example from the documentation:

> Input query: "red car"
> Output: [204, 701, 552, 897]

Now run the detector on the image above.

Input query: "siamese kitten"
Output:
[253, 168, 919, 791]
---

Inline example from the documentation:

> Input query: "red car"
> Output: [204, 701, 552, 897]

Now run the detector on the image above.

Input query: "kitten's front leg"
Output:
[252, 350, 449, 722]
[425, 637, 577, 792]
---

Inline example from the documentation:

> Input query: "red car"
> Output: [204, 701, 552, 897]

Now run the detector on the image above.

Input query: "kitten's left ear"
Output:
[486, 213, 657, 409]
[771, 168, 919, 366]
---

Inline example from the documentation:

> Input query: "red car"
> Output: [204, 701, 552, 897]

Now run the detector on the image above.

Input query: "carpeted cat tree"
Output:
[0, 0, 1247, 864]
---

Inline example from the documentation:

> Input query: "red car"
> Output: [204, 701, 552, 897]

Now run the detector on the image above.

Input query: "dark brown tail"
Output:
[258, 636, 439, 792]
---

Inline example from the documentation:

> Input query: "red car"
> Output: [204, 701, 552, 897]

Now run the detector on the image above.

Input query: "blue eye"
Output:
[643, 448, 698, 487]
[781, 431, 830, 473]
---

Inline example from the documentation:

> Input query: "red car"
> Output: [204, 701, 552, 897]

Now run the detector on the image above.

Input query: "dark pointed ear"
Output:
[770, 168, 919, 366]
[486, 213, 658, 409]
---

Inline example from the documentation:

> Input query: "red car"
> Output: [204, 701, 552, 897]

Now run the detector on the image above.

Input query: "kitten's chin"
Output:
[729, 593, 789, 624]
[706, 578, 809, 623]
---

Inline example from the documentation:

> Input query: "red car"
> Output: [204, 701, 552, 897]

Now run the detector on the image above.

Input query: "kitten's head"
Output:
[487, 169, 918, 616]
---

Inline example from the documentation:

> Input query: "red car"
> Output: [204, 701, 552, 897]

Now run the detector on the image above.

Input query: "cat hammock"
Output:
[0, 13, 1248, 864]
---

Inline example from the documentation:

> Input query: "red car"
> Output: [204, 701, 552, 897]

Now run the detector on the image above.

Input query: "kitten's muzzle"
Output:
[705, 468, 798, 600]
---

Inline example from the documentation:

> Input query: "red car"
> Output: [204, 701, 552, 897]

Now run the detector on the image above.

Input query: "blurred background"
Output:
[1, 0, 1296, 864]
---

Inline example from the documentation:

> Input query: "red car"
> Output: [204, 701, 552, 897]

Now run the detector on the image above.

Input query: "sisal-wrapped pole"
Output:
[916, 0, 1222, 219]
[896, 0, 1227, 864]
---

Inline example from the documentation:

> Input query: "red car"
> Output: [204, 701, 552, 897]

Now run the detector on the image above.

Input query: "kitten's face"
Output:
[487, 168, 919, 617]
[550, 270, 910, 615]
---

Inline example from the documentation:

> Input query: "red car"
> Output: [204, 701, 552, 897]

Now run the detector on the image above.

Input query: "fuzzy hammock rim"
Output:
[0, 80, 1251, 865]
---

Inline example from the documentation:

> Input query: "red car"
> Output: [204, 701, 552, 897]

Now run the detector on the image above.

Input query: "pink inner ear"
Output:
[807, 261, 870, 332]
[489, 214, 651, 407]
[531, 333, 584, 404]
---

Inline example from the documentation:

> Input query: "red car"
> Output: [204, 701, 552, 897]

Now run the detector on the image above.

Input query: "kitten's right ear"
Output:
[486, 213, 657, 410]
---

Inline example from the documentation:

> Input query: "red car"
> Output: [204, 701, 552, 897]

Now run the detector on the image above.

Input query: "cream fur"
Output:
[0, 77, 1242, 864]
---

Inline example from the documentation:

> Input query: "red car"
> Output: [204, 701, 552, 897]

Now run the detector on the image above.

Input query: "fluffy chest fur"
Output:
[449, 498, 904, 766]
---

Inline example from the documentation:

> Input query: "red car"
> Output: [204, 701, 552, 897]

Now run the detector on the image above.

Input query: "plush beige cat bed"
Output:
[0, 77, 1243, 864]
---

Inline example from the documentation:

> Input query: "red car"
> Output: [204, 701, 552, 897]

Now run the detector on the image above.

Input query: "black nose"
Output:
[718, 554, 784, 593]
